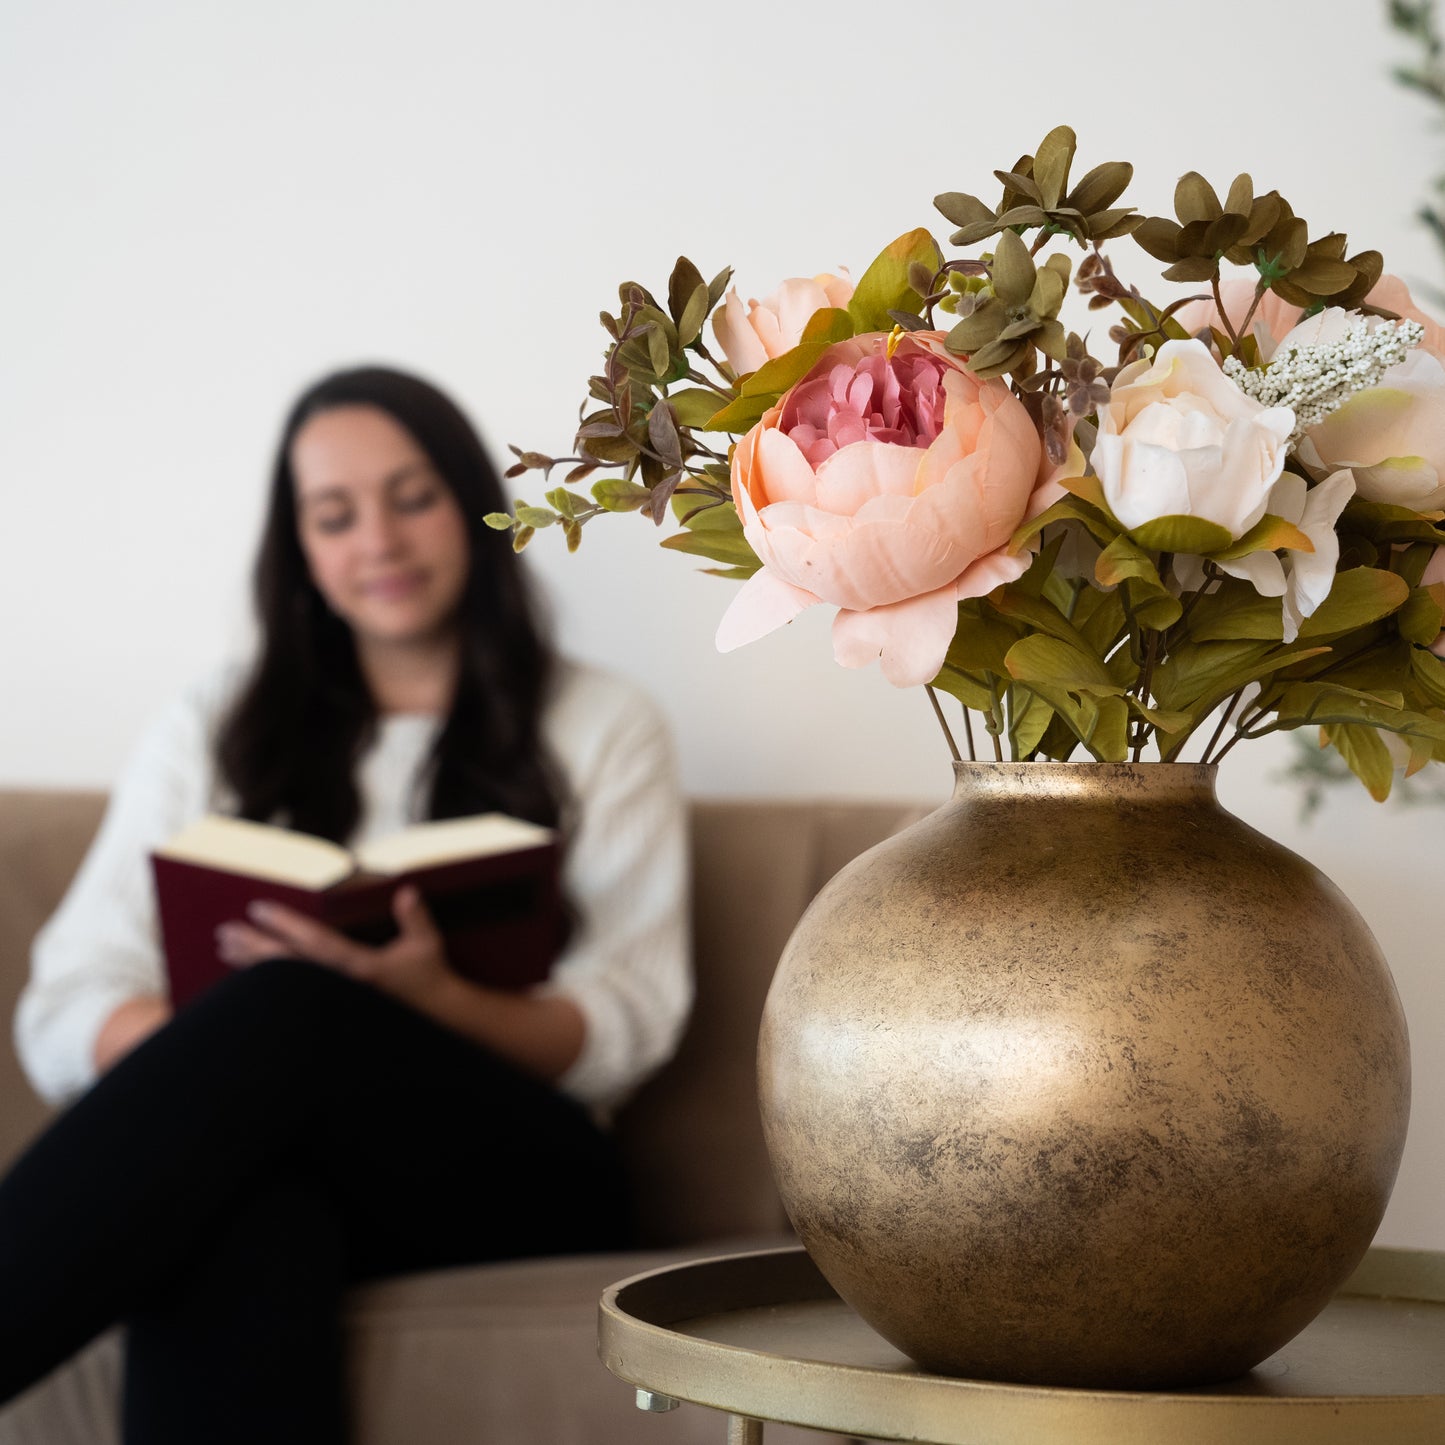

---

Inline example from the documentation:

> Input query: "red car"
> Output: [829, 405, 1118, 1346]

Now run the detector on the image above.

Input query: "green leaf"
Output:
[931, 663, 995, 713]
[1128, 514, 1235, 554]
[1075, 588, 1128, 658]
[945, 602, 1024, 677]
[1126, 698, 1192, 734]
[660, 529, 760, 570]
[668, 388, 728, 428]
[1340, 497, 1445, 547]
[1096, 534, 1166, 591]
[1031, 125, 1077, 211]
[741, 342, 833, 397]
[1398, 586, 1445, 645]
[1012, 532, 1066, 598]
[1214, 512, 1315, 562]
[1298, 567, 1410, 638]
[483, 512, 515, 531]
[1009, 494, 1117, 554]
[667, 257, 706, 326]
[1008, 688, 1055, 758]
[646, 323, 672, 379]
[933, 191, 995, 230]
[1004, 634, 1124, 697]
[590, 478, 652, 513]
[580, 433, 641, 465]
[1326, 723, 1395, 801]
[990, 229, 1037, 308]
[544, 487, 589, 519]
[799, 307, 855, 346]
[1122, 577, 1183, 630]
[677, 283, 711, 348]
[1410, 647, 1445, 708]
[1035, 711, 1083, 761]
[1185, 579, 1284, 642]
[706, 266, 734, 310]
[1058, 473, 1124, 528]
[701, 391, 776, 434]
[515, 506, 557, 529]
[846, 228, 943, 332]
[1153, 639, 1323, 713]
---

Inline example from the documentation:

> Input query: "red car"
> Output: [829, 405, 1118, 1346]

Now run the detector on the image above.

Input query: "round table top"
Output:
[598, 1245, 1445, 1444]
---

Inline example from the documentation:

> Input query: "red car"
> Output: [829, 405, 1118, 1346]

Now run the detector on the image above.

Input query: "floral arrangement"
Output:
[491, 126, 1445, 799]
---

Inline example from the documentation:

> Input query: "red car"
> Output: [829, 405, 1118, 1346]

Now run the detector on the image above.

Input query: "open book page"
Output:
[154, 815, 355, 889]
[353, 813, 555, 876]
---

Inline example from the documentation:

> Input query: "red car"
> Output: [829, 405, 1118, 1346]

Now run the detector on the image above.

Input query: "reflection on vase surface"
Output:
[758, 762, 1411, 1388]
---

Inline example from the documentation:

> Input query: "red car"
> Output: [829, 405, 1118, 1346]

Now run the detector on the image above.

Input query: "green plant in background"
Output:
[1390, 0, 1445, 305]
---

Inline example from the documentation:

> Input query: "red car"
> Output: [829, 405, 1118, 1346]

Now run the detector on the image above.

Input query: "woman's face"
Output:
[290, 404, 471, 654]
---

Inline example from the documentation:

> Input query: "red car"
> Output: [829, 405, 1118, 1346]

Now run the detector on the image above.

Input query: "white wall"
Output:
[2, 0, 1440, 1247]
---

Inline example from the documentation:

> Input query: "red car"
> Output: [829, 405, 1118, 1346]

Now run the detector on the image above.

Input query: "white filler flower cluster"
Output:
[1224, 317, 1425, 442]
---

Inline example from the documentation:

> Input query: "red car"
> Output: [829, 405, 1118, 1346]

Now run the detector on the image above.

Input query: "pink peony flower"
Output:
[716, 332, 1046, 687]
[711, 271, 854, 375]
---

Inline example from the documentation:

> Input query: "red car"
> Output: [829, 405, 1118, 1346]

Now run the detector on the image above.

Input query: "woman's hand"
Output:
[94, 995, 173, 1073]
[216, 886, 453, 1013]
[217, 887, 587, 1081]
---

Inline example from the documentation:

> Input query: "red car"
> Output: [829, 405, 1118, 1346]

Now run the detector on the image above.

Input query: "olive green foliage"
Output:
[490, 121, 1445, 797]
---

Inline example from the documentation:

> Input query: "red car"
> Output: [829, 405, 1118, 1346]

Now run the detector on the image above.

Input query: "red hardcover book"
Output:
[150, 814, 562, 1010]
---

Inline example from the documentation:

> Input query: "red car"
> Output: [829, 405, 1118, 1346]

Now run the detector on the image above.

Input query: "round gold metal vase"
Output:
[757, 762, 1411, 1388]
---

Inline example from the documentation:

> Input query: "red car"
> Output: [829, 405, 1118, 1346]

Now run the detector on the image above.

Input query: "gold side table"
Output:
[598, 1245, 1445, 1444]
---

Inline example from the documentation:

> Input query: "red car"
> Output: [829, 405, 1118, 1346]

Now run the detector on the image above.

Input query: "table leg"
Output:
[726, 1414, 763, 1445]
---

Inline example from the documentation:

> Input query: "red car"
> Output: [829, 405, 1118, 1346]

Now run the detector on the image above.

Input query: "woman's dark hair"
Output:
[216, 365, 566, 843]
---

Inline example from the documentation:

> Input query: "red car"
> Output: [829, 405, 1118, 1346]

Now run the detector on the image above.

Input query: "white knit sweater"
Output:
[16, 660, 693, 1113]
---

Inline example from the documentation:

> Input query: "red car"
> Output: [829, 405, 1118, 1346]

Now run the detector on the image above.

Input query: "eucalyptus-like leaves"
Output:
[935, 125, 1140, 249]
[943, 231, 1070, 378]
[1134, 174, 1383, 316]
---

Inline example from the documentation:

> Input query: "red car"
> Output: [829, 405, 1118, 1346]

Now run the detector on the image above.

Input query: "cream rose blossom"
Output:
[1092, 339, 1295, 538]
[716, 332, 1046, 687]
[1280, 292, 1445, 512]
[711, 271, 854, 376]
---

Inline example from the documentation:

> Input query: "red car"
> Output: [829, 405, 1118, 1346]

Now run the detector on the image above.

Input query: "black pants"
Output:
[0, 959, 630, 1443]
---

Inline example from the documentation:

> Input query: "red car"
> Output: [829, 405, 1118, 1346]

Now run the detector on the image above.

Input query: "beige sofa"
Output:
[0, 788, 926, 1444]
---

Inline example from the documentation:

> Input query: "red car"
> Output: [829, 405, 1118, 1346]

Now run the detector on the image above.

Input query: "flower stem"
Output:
[985, 685, 1007, 761]
[1211, 273, 1241, 349]
[925, 686, 962, 763]
[1235, 281, 1269, 346]
[962, 707, 977, 761]
[1199, 688, 1246, 764]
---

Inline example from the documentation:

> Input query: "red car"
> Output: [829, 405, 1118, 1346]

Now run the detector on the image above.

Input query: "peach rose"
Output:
[1282, 302, 1445, 511]
[1093, 339, 1294, 539]
[1424, 547, 1445, 658]
[1176, 272, 1442, 363]
[715, 333, 1045, 687]
[1367, 275, 1445, 360]
[711, 271, 854, 376]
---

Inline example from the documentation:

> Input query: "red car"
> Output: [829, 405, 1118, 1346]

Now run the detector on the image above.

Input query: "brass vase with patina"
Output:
[757, 762, 1410, 1388]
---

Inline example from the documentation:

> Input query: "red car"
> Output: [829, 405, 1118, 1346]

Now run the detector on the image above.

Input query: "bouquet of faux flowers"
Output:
[492, 126, 1445, 799]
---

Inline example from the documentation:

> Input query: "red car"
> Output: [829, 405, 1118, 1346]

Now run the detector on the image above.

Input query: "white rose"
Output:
[1093, 339, 1294, 539]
